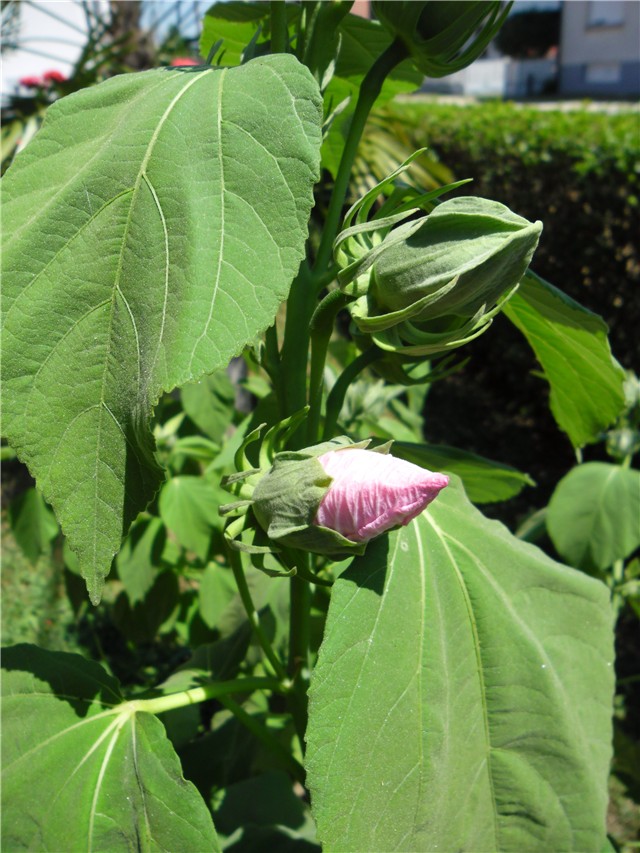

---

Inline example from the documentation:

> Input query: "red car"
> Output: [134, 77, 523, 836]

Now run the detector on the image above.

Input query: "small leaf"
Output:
[199, 562, 238, 629]
[1, 644, 220, 852]
[115, 515, 165, 604]
[392, 441, 534, 503]
[503, 271, 626, 447]
[159, 475, 227, 561]
[8, 487, 59, 564]
[306, 480, 614, 852]
[213, 771, 319, 850]
[546, 462, 640, 571]
[2, 58, 322, 602]
[181, 369, 236, 443]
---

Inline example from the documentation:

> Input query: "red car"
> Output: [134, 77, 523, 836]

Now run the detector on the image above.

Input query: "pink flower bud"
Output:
[315, 449, 449, 542]
[170, 57, 200, 67]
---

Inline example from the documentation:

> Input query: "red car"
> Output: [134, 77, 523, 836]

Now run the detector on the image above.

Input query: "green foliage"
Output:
[384, 98, 639, 368]
[504, 272, 626, 447]
[2, 59, 322, 602]
[546, 463, 640, 573]
[306, 481, 614, 851]
[390, 99, 639, 178]
[2, 644, 220, 852]
[392, 442, 534, 503]
[181, 369, 236, 443]
[1, 5, 630, 850]
[159, 475, 227, 562]
[8, 487, 58, 565]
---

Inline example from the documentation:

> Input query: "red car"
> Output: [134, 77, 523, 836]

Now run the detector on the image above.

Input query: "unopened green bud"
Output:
[339, 196, 541, 359]
[372, 197, 542, 319]
[372, 1, 509, 78]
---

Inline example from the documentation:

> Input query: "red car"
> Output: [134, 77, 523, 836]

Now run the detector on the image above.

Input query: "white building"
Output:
[559, 0, 640, 97]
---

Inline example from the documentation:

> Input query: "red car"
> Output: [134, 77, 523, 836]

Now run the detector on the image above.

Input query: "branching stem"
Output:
[227, 545, 289, 682]
[313, 38, 408, 279]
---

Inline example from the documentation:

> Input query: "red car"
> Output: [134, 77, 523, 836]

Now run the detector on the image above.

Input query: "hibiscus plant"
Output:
[1, 2, 633, 851]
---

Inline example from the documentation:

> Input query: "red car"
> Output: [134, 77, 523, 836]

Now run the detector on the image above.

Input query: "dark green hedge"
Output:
[387, 99, 640, 367]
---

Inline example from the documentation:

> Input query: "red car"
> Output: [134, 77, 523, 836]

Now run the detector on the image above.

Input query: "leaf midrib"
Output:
[89, 70, 213, 579]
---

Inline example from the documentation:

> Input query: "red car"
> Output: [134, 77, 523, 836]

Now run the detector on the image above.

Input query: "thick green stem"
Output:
[219, 695, 306, 784]
[228, 545, 289, 682]
[313, 38, 408, 278]
[132, 677, 283, 716]
[280, 261, 316, 433]
[287, 553, 312, 748]
[307, 290, 352, 443]
[289, 574, 311, 679]
[264, 322, 281, 389]
[270, 1, 289, 54]
[323, 346, 382, 440]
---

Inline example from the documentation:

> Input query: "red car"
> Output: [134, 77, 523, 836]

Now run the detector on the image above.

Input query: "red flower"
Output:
[170, 57, 199, 67]
[20, 76, 43, 88]
[43, 70, 67, 84]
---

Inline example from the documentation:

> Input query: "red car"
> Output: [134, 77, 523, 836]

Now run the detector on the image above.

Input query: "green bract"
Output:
[372, 1, 509, 77]
[335, 163, 542, 360]
[220, 426, 375, 560]
[252, 449, 367, 557]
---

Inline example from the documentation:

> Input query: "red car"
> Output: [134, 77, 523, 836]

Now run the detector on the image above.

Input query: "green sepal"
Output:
[252, 447, 367, 557]
[370, 197, 542, 320]
[372, 1, 510, 78]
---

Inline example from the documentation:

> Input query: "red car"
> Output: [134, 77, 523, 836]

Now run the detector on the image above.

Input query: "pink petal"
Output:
[315, 449, 449, 542]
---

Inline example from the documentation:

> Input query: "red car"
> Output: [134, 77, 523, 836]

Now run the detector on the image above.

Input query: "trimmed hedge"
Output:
[387, 98, 640, 367]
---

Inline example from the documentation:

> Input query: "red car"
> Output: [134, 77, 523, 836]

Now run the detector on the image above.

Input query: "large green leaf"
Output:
[546, 461, 640, 572]
[306, 480, 614, 852]
[1, 58, 321, 602]
[503, 271, 626, 448]
[392, 441, 534, 503]
[1, 644, 220, 851]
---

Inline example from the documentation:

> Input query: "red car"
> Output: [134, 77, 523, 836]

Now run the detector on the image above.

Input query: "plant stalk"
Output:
[287, 552, 312, 749]
[130, 677, 283, 716]
[307, 289, 352, 443]
[280, 260, 316, 433]
[227, 545, 289, 682]
[313, 38, 408, 278]
[270, 1, 289, 54]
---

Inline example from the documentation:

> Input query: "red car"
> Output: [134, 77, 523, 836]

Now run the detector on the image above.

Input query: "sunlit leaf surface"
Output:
[1, 645, 220, 852]
[1, 58, 321, 601]
[504, 272, 625, 448]
[306, 480, 614, 852]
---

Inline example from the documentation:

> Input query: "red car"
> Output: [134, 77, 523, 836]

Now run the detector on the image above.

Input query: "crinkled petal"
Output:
[315, 449, 448, 542]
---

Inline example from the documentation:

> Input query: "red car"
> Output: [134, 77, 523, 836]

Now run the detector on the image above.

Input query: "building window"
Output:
[585, 62, 622, 84]
[587, 1, 624, 27]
